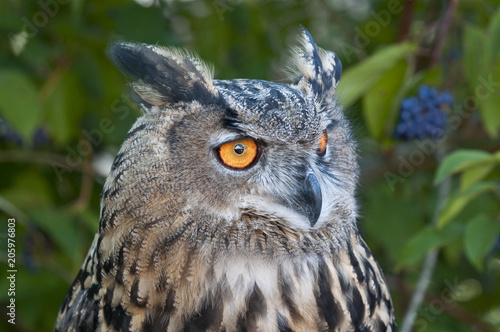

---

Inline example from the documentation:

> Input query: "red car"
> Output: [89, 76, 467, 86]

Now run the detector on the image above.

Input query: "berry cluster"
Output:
[393, 85, 454, 140]
[0, 120, 51, 148]
[0, 120, 23, 147]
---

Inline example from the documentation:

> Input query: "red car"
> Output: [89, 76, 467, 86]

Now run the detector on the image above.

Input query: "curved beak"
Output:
[302, 168, 323, 226]
[278, 167, 322, 227]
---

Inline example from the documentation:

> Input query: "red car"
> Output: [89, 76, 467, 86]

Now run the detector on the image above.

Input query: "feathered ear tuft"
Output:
[106, 42, 219, 110]
[289, 27, 342, 100]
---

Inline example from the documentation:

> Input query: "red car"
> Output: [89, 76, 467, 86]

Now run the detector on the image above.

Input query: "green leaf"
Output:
[362, 178, 427, 265]
[488, 7, 500, 63]
[475, 86, 500, 138]
[398, 227, 441, 268]
[362, 59, 407, 139]
[398, 222, 463, 269]
[461, 162, 496, 191]
[463, 25, 488, 85]
[0, 170, 53, 209]
[464, 214, 500, 271]
[437, 181, 500, 229]
[336, 42, 417, 107]
[463, 22, 500, 138]
[434, 149, 493, 185]
[45, 71, 85, 143]
[31, 208, 83, 263]
[0, 70, 41, 142]
[419, 65, 444, 87]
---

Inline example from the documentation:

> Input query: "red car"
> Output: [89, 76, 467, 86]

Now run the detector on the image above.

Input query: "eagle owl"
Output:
[55, 29, 396, 331]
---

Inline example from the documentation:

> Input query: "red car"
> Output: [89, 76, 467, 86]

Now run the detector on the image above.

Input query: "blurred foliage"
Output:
[0, 0, 499, 331]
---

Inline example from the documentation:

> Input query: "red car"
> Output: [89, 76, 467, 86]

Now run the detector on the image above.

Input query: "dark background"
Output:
[0, 0, 499, 331]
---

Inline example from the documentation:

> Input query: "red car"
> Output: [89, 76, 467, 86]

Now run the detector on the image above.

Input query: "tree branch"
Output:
[428, 296, 498, 332]
[0, 150, 85, 172]
[398, 0, 416, 41]
[430, 0, 459, 67]
[68, 149, 95, 212]
[0, 196, 29, 227]
[400, 142, 450, 332]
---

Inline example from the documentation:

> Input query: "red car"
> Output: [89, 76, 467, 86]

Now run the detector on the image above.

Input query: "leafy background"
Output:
[0, 0, 499, 331]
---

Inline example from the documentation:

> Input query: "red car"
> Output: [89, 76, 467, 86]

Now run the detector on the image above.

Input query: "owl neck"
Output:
[97, 195, 358, 264]
[90, 199, 376, 328]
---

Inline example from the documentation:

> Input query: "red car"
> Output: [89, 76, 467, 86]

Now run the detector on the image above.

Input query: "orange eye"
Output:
[218, 138, 259, 169]
[317, 131, 328, 156]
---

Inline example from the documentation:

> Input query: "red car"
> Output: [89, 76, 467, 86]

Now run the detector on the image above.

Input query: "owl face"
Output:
[106, 29, 357, 233]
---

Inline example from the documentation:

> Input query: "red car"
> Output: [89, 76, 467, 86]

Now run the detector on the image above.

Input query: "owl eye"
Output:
[218, 138, 259, 169]
[317, 131, 328, 156]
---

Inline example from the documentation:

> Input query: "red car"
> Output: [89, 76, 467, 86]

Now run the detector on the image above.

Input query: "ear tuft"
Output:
[107, 42, 219, 110]
[288, 27, 342, 100]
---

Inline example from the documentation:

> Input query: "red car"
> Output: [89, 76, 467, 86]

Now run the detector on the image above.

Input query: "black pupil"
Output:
[234, 144, 245, 155]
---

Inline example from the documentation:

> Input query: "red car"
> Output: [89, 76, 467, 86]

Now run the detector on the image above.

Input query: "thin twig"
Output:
[398, 0, 416, 41]
[0, 196, 29, 227]
[68, 149, 95, 212]
[430, 0, 459, 67]
[39, 55, 73, 102]
[400, 143, 450, 332]
[395, 272, 497, 332]
[0, 150, 86, 172]
[426, 296, 498, 332]
[400, 250, 439, 332]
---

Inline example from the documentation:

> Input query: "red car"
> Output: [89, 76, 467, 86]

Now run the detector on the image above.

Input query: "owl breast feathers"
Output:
[55, 28, 396, 332]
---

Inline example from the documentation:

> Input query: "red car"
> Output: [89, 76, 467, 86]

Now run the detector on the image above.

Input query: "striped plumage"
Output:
[55, 29, 396, 331]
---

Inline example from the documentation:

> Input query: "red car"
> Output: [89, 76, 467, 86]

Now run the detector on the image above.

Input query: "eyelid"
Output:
[211, 131, 248, 148]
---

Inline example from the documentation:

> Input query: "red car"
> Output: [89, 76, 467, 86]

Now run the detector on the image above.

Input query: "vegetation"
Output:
[0, 0, 499, 331]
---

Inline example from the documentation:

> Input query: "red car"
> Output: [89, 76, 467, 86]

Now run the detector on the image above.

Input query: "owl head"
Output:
[103, 28, 357, 239]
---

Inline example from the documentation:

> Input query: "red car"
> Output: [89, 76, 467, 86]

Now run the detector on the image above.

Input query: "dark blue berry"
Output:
[393, 85, 453, 140]
[401, 97, 418, 110]
[418, 85, 437, 100]
[438, 91, 454, 106]
[0, 120, 23, 147]
[33, 127, 50, 147]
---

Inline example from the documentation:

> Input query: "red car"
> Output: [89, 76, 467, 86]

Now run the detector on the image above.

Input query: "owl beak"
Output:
[302, 168, 323, 227]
